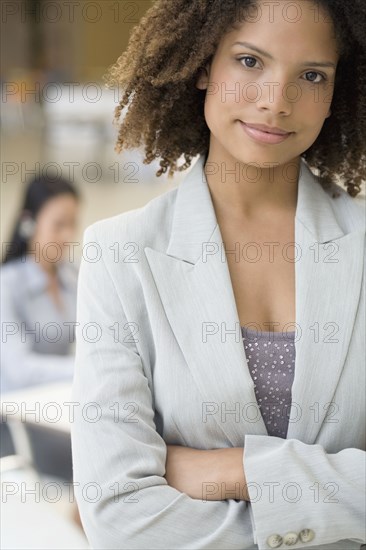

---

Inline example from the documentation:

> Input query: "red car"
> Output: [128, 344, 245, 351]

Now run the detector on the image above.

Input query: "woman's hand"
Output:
[164, 444, 249, 501]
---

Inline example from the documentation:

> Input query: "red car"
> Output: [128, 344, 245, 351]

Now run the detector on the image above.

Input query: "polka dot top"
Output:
[241, 326, 296, 439]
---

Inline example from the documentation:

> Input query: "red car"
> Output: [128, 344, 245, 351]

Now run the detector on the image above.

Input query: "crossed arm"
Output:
[164, 444, 250, 502]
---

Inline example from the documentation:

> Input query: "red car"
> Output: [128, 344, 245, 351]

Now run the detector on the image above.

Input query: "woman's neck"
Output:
[203, 150, 300, 222]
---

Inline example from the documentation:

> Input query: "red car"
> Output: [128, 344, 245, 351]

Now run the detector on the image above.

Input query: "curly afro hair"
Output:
[103, 0, 366, 198]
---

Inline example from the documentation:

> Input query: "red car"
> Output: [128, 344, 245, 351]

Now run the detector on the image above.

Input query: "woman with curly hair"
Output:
[71, 1, 366, 548]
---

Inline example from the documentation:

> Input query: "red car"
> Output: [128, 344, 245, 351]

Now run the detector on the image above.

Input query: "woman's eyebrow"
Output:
[231, 41, 336, 68]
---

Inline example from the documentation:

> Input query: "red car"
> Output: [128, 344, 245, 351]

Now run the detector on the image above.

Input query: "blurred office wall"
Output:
[1, 0, 188, 257]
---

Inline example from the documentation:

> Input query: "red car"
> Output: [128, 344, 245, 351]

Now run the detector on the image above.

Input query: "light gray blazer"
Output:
[70, 155, 366, 550]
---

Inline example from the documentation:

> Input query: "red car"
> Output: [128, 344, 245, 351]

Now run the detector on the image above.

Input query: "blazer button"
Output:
[266, 534, 283, 548]
[299, 529, 315, 543]
[283, 532, 299, 545]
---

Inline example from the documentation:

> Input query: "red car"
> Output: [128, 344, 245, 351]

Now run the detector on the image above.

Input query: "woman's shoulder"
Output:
[323, 180, 365, 234]
[82, 185, 179, 252]
[0, 259, 28, 309]
[0, 258, 25, 284]
[57, 259, 79, 289]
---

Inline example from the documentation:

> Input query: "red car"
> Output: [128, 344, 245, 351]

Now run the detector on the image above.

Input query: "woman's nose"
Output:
[255, 78, 295, 116]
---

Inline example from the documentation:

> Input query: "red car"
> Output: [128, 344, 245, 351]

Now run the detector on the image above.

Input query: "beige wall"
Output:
[1, 0, 153, 81]
[0, 0, 169, 251]
[79, 1, 153, 81]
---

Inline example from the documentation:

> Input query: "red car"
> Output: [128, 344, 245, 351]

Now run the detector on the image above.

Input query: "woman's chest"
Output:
[221, 221, 296, 332]
[18, 286, 77, 354]
[47, 278, 65, 314]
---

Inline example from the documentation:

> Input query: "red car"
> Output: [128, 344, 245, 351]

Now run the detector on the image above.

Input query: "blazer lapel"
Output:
[287, 166, 364, 443]
[145, 155, 364, 446]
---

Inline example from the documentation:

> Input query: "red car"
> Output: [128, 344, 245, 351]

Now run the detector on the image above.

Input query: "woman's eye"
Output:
[239, 56, 259, 69]
[238, 56, 326, 84]
[303, 71, 325, 84]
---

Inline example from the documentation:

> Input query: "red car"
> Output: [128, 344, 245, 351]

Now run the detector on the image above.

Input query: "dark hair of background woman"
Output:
[103, 0, 365, 198]
[2, 176, 80, 265]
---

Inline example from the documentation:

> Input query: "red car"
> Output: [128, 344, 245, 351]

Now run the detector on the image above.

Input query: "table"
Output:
[1, 382, 72, 465]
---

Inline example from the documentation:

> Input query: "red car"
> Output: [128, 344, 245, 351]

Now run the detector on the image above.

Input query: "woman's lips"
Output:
[239, 121, 293, 144]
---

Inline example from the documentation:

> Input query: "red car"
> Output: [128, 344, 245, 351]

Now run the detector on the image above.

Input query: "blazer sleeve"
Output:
[0, 269, 75, 393]
[70, 224, 256, 550]
[243, 434, 366, 550]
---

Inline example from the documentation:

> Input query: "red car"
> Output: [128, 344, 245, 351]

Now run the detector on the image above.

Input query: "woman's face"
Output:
[29, 194, 79, 263]
[196, 0, 340, 168]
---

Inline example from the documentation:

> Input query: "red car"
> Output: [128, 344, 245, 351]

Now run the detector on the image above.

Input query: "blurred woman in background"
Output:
[1, 174, 81, 394]
[0, 174, 82, 495]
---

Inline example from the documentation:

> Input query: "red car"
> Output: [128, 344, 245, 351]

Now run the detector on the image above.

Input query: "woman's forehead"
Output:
[218, 1, 339, 58]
